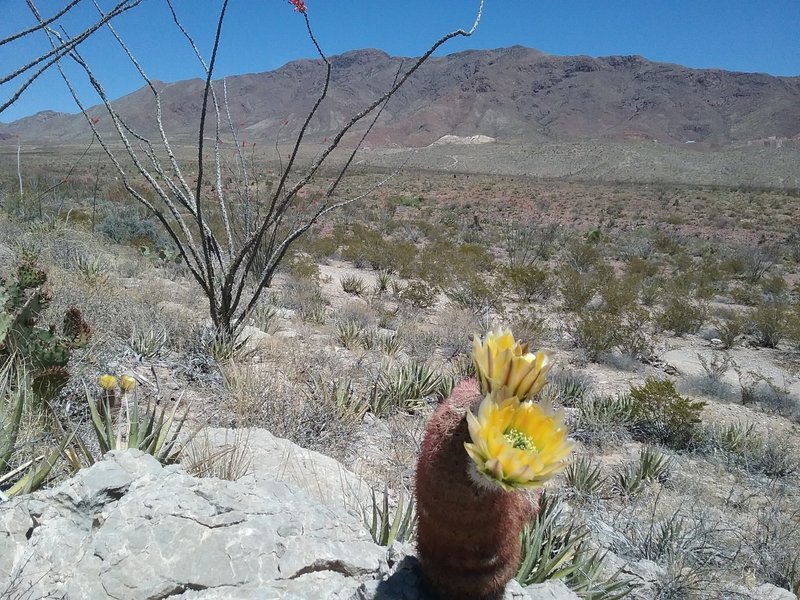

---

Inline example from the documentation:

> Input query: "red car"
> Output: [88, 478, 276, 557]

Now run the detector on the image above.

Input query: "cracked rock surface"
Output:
[1, 449, 577, 600]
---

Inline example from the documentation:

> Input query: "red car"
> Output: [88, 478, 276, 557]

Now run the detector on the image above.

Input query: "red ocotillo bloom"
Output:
[288, 0, 306, 13]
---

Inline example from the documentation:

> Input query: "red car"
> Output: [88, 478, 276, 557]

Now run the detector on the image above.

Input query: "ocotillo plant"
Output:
[416, 328, 574, 600]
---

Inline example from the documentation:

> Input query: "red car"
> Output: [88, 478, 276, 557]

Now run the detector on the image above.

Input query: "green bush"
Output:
[751, 302, 788, 348]
[501, 265, 553, 301]
[626, 256, 659, 277]
[627, 378, 705, 450]
[559, 267, 598, 313]
[567, 311, 620, 361]
[408, 241, 495, 287]
[445, 275, 503, 315]
[657, 296, 705, 336]
[712, 307, 746, 349]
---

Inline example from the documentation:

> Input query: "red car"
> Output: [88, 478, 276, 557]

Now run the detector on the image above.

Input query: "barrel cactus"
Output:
[415, 328, 574, 599]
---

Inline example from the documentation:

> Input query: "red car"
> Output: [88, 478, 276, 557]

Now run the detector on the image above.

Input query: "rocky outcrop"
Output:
[0, 448, 580, 600]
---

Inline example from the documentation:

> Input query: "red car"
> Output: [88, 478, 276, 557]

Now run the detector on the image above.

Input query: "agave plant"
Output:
[1, 358, 71, 499]
[364, 484, 416, 546]
[80, 376, 191, 465]
[516, 493, 636, 598]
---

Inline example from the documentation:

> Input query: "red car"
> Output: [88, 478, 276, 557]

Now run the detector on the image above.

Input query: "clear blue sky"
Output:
[1, 0, 799, 123]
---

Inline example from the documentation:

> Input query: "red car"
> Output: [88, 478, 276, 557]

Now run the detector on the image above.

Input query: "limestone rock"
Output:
[1, 450, 383, 600]
[192, 427, 373, 517]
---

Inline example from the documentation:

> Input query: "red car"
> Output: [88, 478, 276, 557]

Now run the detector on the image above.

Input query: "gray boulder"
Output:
[1, 449, 564, 600]
[1, 450, 382, 600]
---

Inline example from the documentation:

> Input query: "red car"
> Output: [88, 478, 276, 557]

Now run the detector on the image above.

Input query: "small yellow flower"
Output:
[464, 393, 574, 491]
[472, 328, 552, 401]
[98, 375, 117, 391]
[119, 375, 137, 392]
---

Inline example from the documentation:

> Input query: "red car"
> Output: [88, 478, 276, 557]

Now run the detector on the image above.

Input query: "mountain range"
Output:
[1, 46, 799, 149]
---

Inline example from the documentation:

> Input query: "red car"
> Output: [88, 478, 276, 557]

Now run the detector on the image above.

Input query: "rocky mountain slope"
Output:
[2, 46, 799, 148]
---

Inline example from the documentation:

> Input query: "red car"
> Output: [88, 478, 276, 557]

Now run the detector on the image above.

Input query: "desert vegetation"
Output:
[1, 150, 799, 597]
[2, 2, 800, 598]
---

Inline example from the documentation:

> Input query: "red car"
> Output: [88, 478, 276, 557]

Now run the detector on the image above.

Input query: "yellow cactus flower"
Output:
[119, 375, 137, 392]
[472, 328, 552, 401]
[464, 393, 574, 491]
[98, 375, 117, 391]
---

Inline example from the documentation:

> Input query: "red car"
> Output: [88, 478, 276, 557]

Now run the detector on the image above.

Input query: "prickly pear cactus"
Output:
[0, 257, 91, 400]
[63, 308, 91, 348]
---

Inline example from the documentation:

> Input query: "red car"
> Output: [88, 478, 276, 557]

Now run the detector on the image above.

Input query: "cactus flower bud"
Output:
[98, 375, 117, 390]
[119, 375, 137, 392]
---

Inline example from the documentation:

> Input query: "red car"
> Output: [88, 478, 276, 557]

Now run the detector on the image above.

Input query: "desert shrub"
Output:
[500, 264, 553, 301]
[509, 308, 549, 346]
[409, 240, 496, 287]
[598, 273, 641, 315]
[738, 246, 776, 283]
[751, 301, 788, 348]
[746, 497, 800, 596]
[729, 283, 762, 307]
[399, 280, 439, 309]
[712, 307, 746, 349]
[627, 378, 705, 450]
[340, 223, 387, 269]
[680, 351, 736, 401]
[445, 275, 503, 316]
[281, 279, 327, 324]
[653, 232, 685, 255]
[761, 274, 788, 299]
[656, 296, 706, 336]
[564, 238, 602, 273]
[614, 307, 654, 361]
[567, 311, 620, 362]
[340, 274, 367, 296]
[626, 256, 659, 277]
[637, 280, 663, 310]
[284, 253, 320, 281]
[99, 204, 172, 251]
[701, 423, 798, 477]
[559, 267, 598, 313]
[296, 232, 340, 260]
[435, 308, 481, 359]
[222, 365, 358, 459]
[503, 221, 559, 266]
[736, 370, 800, 421]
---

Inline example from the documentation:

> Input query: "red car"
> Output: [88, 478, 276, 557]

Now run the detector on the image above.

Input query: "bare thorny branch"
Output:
[9, 0, 485, 337]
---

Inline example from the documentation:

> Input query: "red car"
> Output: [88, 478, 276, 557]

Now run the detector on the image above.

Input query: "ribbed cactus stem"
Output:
[416, 379, 537, 600]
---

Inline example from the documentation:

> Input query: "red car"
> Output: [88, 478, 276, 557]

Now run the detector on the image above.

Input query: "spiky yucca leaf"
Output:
[365, 485, 416, 546]
[0, 358, 25, 475]
[515, 493, 636, 598]
[85, 383, 191, 464]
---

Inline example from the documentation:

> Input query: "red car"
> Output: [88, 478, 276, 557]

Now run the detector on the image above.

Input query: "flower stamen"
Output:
[503, 428, 536, 452]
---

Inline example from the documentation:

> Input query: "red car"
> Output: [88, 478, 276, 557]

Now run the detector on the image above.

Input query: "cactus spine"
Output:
[416, 379, 536, 600]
